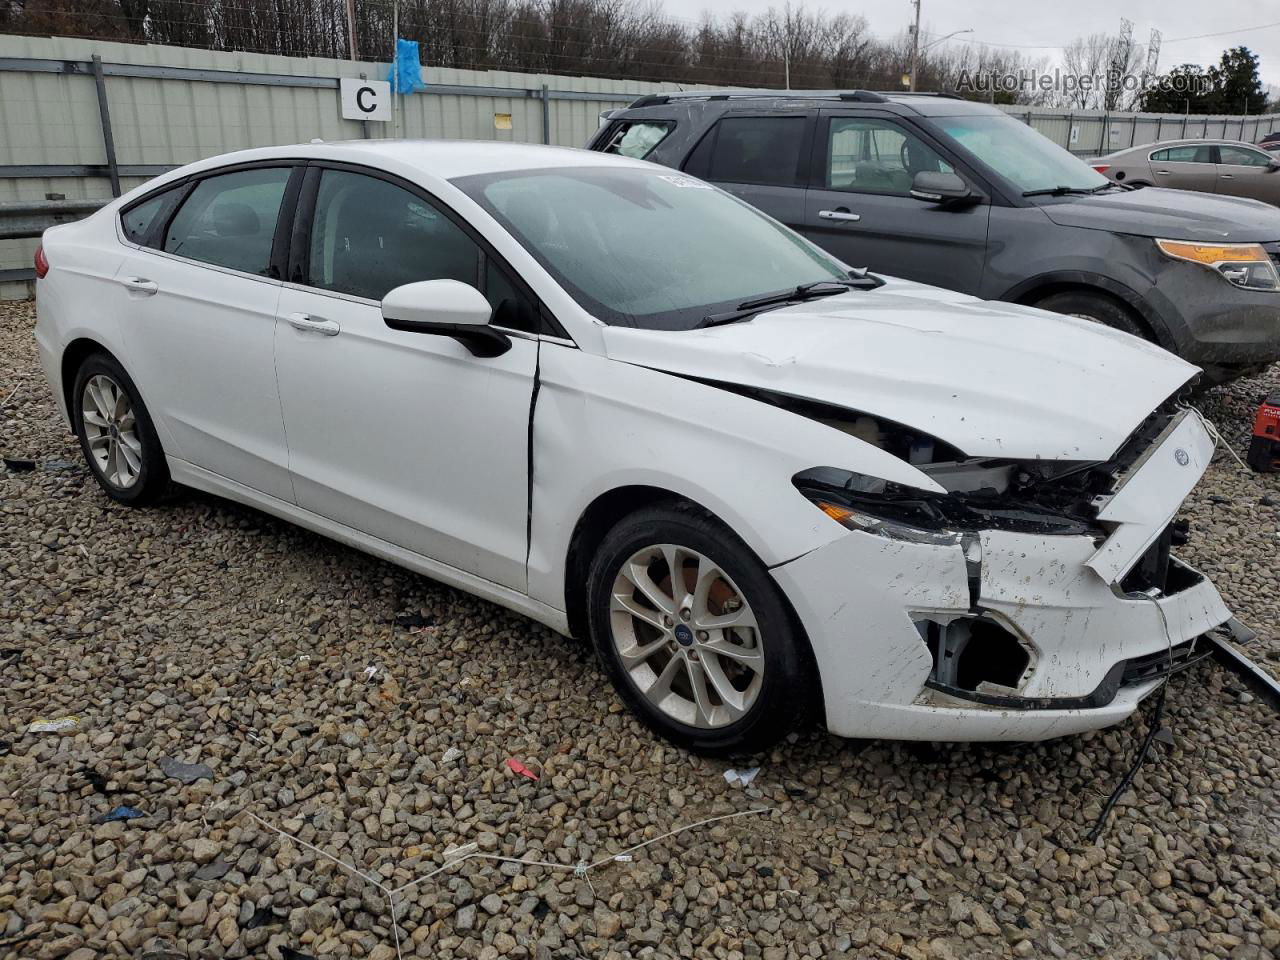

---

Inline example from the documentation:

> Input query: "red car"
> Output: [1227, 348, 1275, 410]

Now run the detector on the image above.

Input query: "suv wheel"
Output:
[1034, 290, 1151, 341]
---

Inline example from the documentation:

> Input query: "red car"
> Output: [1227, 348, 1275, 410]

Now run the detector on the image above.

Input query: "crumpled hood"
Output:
[601, 279, 1199, 462]
[1039, 186, 1280, 242]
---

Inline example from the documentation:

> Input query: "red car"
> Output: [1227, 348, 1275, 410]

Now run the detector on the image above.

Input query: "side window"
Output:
[306, 169, 539, 332]
[600, 121, 672, 159]
[1153, 146, 1212, 163]
[698, 117, 805, 187]
[1219, 145, 1272, 167]
[163, 167, 291, 275]
[826, 117, 952, 195]
[307, 169, 479, 302]
[121, 187, 182, 247]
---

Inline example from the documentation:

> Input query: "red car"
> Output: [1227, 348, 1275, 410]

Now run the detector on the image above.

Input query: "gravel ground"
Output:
[2, 298, 1278, 960]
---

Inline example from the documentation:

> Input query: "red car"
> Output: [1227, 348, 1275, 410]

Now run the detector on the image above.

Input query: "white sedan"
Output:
[34, 141, 1241, 754]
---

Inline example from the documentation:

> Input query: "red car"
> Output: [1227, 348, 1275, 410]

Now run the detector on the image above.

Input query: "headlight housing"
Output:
[812, 498, 963, 547]
[1155, 239, 1280, 291]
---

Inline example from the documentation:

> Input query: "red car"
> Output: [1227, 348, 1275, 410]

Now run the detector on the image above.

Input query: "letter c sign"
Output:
[340, 78, 392, 122]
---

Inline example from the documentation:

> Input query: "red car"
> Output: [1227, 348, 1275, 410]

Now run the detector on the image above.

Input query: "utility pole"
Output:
[346, 0, 358, 60]
[783, 1, 791, 90]
[909, 0, 921, 91]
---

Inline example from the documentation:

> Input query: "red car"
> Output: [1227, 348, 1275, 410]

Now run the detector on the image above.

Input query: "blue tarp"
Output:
[387, 38, 426, 94]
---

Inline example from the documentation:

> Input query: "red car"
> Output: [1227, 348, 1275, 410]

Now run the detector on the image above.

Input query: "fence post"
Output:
[540, 84, 551, 145]
[91, 55, 121, 198]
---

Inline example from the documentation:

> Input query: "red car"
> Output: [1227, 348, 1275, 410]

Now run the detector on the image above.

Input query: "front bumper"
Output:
[1142, 252, 1280, 370]
[772, 411, 1236, 742]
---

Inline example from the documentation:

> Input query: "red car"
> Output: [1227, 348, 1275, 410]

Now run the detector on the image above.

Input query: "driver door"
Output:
[273, 165, 540, 591]
[800, 112, 990, 293]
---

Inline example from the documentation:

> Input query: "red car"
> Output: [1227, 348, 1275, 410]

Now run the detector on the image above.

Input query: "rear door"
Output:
[681, 113, 812, 228]
[1148, 144, 1218, 192]
[1215, 145, 1280, 204]
[112, 163, 299, 501]
[800, 111, 990, 292]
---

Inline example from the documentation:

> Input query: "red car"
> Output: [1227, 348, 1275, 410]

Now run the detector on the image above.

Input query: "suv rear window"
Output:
[599, 121, 672, 159]
[686, 116, 805, 187]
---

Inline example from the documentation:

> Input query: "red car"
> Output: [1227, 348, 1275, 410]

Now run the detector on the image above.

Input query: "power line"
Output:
[928, 17, 1280, 52]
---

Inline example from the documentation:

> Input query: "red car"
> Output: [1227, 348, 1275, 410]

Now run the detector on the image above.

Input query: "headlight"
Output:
[1155, 239, 1280, 291]
[809, 498, 963, 547]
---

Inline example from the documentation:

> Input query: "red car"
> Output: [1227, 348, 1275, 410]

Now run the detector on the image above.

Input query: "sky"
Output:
[680, 0, 1280, 93]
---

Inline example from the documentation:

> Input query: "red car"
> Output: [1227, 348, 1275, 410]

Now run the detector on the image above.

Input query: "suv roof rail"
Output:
[626, 88, 965, 108]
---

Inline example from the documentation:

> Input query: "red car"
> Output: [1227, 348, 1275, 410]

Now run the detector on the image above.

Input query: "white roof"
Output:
[170, 139, 647, 184]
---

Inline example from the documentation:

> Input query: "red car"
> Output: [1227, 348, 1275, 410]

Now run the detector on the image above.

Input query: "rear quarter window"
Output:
[120, 187, 183, 247]
[599, 121, 673, 159]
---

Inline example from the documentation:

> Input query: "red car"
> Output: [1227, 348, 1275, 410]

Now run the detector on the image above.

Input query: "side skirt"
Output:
[166, 457, 571, 636]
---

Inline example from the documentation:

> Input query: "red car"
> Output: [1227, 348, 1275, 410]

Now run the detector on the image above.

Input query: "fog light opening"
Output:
[919, 615, 1032, 694]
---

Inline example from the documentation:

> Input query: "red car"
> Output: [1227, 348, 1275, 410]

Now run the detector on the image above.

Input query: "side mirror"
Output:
[910, 171, 974, 204]
[1267, 159, 1280, 172]
[381, 280, 510, 358]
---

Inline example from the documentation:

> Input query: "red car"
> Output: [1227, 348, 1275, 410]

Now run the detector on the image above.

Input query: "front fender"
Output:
[526, 343, 939, 612]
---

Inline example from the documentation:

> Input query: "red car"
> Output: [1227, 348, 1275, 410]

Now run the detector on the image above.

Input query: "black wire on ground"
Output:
[1085, 685, 1167, 845]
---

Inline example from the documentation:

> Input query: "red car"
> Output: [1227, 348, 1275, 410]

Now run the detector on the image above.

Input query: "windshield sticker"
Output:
[657, 174, 711, 189]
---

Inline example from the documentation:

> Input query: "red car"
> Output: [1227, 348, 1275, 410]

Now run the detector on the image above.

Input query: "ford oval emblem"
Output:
[1174, 448, 1190, 466]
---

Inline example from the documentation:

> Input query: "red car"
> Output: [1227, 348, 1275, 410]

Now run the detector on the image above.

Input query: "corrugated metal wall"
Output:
[2, 33, 1279, 297]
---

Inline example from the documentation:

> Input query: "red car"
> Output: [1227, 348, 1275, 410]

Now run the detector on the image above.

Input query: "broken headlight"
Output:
[1155, 239, 1280, 292]
[795, 466, 1101, 539]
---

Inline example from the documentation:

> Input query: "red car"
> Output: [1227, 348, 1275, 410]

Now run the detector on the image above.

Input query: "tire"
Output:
[1033, 290, 1151, 341]
[71, 352, 170, 506]
[586, 502, 816, 756]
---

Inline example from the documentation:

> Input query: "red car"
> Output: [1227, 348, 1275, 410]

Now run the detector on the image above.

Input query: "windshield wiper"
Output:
[1022, 183, 1112, 198]
[698, 277, 876, 328]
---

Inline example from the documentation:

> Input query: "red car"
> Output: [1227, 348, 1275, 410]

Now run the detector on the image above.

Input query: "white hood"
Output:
[601, 280, 1198, 462]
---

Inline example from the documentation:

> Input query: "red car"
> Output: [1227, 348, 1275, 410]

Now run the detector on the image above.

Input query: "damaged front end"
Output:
[771, 393, 1242, 742]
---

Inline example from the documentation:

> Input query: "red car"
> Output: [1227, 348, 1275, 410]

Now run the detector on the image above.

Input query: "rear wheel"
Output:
[72, 353, 169, 505]
[1034, 290, 1151, 341]
[586, 503, 815, 755]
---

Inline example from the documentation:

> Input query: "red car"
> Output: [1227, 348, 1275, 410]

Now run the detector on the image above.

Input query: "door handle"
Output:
[818, 209, 861, 222]
[287, 312, 340, 336]
[119, 276, 158, 295]
[1155, 170, 1171, 175]
[1220, 174, 1234, 180]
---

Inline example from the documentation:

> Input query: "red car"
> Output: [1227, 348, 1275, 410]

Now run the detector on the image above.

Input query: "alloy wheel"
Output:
[609, 543, 764, 729]
[81, 374, 142, 488]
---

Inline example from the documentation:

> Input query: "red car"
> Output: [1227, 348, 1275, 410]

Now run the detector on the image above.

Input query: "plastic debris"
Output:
[94, 805, 144, 823]
[28, 715, 80, 733]
[613, 854, 634, 862]
[363, 665, 379, 680]
[723, 767, 761, 787]
[386, 37, 426, 93]
[43, 459, 77, 471]
[441, 746, 463, 764]
[2, 457, 36, 472]
[505, 758, 539, 781]
[242, 906, 277, 930]
[159, 756, 214, 784]
[78, 766, 116, 794]
[193, 858, 231, 881]
[280, 949, 318, 960]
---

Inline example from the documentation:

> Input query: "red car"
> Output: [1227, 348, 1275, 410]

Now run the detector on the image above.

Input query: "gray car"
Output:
[1091, 139, 1280, 204]
[587, 92, 1280, 380]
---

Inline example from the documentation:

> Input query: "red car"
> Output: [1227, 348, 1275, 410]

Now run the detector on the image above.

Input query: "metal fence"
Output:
[0, 34, 715, 296]
[2, 33, 1278, 297]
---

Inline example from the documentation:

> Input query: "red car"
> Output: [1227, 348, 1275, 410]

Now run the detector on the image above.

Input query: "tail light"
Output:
[1091, 164, 1111, 174]
[34, 244, 49, 279]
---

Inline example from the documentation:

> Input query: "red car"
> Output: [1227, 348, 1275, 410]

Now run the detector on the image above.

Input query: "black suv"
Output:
[588, 90, 1280, 380]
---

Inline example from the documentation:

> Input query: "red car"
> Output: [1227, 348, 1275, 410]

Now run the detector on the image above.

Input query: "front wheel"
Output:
[1034, 290, 1151, 341]
[72, 353, 170, 505]
[586, 503, 816, 755]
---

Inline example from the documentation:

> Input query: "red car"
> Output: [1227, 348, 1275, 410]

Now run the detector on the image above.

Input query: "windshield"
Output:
[929, 114, 1109, 194]
[453, 166, 850, 330]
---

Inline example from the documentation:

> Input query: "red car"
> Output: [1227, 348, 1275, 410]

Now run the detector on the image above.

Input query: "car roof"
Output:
[171, 139, 646, 183]
[624, 89, 1005, 117]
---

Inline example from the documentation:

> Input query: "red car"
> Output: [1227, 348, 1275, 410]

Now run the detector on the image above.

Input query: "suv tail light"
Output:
[34, 244, 49, 279]
[1091, 164, 1111, 174]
